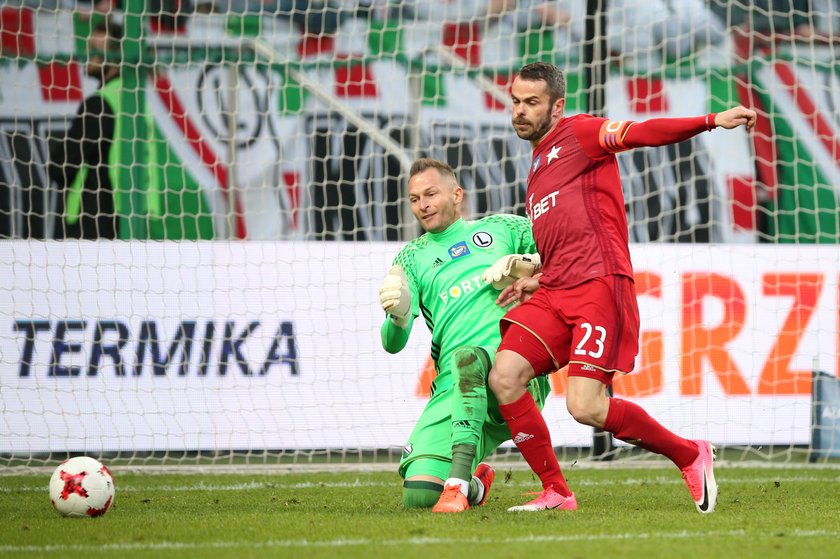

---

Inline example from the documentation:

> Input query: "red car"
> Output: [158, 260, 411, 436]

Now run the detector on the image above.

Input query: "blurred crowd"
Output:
[6, 1, 839, 64]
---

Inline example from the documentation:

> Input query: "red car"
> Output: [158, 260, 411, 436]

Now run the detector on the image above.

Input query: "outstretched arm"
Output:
[578, 105, 757, 155]
[621, 115, 713, 149]
[623, 105, 756, 148]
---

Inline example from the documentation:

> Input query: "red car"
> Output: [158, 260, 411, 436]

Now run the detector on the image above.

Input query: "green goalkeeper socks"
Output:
[449, 443, 485, 504]
[450, 443, 476, 482]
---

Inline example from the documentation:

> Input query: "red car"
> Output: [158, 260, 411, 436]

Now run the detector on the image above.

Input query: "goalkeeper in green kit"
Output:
[379, 158, 550, 513]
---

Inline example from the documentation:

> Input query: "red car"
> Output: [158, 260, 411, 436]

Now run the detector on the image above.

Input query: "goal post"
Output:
[1, 1, 839, 468]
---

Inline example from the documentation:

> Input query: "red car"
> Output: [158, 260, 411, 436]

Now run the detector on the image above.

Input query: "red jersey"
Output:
[526, 113, 714, 290]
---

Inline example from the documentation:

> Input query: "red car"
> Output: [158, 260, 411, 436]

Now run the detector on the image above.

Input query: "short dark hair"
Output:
[409, 158, 457, 182]
[91, 16, 123, 61]
[517, 62, 566, 106]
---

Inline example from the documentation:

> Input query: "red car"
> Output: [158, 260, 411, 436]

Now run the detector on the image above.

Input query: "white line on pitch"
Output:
[2, 529, 839, 553]
[3, 475, 838, 493]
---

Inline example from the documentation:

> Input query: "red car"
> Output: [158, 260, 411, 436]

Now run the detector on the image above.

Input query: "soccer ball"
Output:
[49, 456, 115, 518]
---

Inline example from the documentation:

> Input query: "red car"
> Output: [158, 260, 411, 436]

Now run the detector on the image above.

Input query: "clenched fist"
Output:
[379, 265, 411, 327]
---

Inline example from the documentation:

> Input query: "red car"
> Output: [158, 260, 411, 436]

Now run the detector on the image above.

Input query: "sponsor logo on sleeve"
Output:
[448, 241, 471, 259]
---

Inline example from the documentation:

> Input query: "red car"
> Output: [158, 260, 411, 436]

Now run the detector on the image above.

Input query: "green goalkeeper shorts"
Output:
[398, 355, 550, 479]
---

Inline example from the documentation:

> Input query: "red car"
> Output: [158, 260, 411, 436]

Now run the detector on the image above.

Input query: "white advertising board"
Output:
[1, 242, 838, 453]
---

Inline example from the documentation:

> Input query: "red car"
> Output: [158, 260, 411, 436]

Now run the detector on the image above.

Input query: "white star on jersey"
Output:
[546, 145, 562, 164]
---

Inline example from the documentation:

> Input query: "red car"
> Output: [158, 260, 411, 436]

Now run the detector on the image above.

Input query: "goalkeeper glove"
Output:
[481, 253, 541, 289]
[379, 265, 412, 328]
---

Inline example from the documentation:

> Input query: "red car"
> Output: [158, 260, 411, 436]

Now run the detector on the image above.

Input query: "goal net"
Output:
[1, 0, 838, 468]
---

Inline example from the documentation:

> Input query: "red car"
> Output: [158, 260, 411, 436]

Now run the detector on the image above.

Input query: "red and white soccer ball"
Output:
[49, 456, 115, 518]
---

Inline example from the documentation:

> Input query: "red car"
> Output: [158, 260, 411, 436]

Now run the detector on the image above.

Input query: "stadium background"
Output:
[1, 0, 839, 466]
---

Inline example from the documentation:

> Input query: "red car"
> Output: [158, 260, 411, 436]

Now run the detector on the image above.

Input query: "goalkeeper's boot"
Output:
[680, 440, 718, 514]
[432, 483, 469, 513]
[471, 463, 495, 507]
[507, 487, 577, 512]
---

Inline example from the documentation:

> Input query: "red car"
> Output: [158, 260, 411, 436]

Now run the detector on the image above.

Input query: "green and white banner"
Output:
[2, 7, 838, 242]
[751, 61, 840, 243]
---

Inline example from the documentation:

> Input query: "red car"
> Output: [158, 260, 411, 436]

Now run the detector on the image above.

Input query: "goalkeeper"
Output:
[379, 158, 549, 513]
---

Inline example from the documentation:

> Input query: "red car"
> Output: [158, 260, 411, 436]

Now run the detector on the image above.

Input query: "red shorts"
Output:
[498, 275, 640, 385]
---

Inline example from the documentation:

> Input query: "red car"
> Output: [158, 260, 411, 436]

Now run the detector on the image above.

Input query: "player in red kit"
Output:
[487, 61, 757, 513]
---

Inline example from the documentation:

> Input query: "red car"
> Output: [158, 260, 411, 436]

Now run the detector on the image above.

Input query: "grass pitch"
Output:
[1, 465, 839, 559]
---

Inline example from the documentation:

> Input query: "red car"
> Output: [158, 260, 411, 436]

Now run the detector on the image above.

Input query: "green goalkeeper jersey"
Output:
[382, 215, 537, 393]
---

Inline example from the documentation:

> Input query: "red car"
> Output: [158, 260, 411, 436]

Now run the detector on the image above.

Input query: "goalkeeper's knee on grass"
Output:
[402, 477, 487, 508]
[402, 459, 447, 508]
[402, 480, 444, 508]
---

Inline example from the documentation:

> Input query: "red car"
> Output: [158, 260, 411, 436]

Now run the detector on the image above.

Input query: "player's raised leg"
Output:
[562, 275, 717, 513]
[680, 440, 718, 514]
[568, 375, 717, 513]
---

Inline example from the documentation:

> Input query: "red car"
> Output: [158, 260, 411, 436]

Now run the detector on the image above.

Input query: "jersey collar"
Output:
[426, 218, 466, 242]
[535, 116, 566, 153]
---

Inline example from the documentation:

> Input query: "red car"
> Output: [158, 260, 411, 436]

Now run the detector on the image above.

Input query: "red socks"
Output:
[499, 393, 698, 495]
[499, 392, 572, 497]
[603, 398, 699, 469]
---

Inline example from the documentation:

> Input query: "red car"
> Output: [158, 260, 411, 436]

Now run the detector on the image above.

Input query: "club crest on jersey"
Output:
[448, 241, 470, 259]
[546, 144, 562, 164]
[531, 155, 541, 174]
[472, 231, 493, 248]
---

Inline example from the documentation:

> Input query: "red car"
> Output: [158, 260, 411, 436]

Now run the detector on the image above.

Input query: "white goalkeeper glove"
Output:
[481, 253, 541, 290]
[379, 265, 412, 328]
